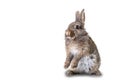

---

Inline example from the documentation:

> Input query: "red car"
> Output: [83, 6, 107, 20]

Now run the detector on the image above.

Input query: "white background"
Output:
[0, 0, 120, 80]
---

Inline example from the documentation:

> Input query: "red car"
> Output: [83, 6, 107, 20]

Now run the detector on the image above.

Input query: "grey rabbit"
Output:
[64, 9, 101, 76]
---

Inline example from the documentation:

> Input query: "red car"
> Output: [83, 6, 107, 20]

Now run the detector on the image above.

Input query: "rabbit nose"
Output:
[65, 30, 75, 37]
[65, 30, 70, 36]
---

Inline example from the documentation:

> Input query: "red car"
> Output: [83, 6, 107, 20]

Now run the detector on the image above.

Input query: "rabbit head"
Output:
[65, 9, 87, 40]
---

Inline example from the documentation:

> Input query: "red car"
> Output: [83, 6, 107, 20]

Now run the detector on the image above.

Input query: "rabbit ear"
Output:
[80, 9, 85, 23]
[75, 11, 80, 21]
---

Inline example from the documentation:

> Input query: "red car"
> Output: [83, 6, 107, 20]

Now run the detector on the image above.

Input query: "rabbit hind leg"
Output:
[87, 65, 101, 76]
[65, 68, 79, 76]
[90, 69, 102, 76]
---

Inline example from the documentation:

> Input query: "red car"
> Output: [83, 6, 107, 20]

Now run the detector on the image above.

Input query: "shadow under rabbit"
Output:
[64, 71, 103, 78]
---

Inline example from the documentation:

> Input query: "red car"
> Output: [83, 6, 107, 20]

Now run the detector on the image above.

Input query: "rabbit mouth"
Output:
[65, 30, 75, 39]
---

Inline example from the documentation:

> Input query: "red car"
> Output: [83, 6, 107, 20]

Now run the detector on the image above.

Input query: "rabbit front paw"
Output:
[64, 62, 70, 69]
[71, 62, 77, 68]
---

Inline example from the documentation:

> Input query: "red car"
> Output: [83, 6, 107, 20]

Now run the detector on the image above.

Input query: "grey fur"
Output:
[64, 9, 101, 76]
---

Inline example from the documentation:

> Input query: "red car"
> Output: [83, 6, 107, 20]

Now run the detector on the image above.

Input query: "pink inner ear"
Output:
[80, 9, 85, 23]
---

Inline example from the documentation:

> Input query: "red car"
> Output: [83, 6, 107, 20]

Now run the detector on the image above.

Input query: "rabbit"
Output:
[64, 9, 101, 76]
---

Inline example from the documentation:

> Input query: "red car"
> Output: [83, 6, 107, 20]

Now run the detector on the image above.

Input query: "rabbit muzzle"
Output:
[65, 30, 75, 39]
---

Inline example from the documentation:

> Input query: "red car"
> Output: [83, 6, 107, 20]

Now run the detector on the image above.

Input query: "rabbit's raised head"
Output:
[65, 9, 87, 39]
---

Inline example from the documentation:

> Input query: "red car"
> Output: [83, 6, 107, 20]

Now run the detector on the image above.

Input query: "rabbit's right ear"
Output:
[80, 9, 85, 23]
[75, 11, 80, 22]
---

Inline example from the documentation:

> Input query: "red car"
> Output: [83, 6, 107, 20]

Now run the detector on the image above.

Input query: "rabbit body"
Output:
[65, 36, 100, 73]
[64, 9, 101, 76]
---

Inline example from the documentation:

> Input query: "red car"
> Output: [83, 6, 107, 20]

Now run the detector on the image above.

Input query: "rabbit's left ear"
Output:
[75, 11, 80, 22]
[80, 9, 85, 23]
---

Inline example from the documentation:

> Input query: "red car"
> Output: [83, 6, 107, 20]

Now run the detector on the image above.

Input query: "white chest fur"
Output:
[70, 46, 79, 56]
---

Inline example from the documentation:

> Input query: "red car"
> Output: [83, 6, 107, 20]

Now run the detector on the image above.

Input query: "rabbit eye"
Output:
[75, 25, 82, 29]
